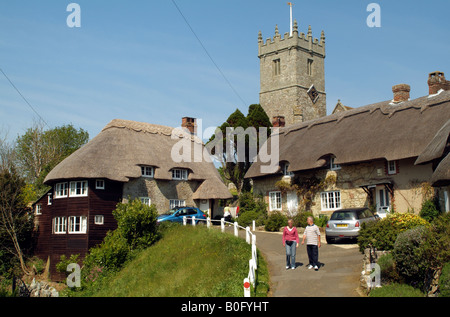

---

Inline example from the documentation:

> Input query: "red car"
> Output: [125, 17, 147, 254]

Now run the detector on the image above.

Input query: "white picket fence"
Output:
[182, 216, 257, 297]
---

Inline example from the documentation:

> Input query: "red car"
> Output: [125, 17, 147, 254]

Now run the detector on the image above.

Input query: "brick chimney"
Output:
[392, 84, 410, 103]
[272, 116, 286, 128]
[181, 117, 197, 135]
[428, 71, 450, 95]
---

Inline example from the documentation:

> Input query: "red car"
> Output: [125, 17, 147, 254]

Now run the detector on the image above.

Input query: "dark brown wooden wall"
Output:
[33, 179, 123, 279]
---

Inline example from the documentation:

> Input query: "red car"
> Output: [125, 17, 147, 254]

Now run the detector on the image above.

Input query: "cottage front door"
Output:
[376, 185, 390, 216]
[287, 191, 298, 216]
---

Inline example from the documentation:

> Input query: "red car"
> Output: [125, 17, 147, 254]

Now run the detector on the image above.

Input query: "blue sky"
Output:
[1, 0, 449, 142]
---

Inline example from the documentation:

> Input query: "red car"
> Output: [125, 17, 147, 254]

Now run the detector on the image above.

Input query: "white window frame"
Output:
[140, 197, 151, 206]
[141, 166, 154, 178]
[320, 191, 341, 211]
[68, 216, 87, 234]
[444, 190, 449, 213]
[55, 183, 68, 198]
[269, 191, 282, 211]
[48, 193, 53, 205]
[35, 204, 42, 215]
[330, 157, 341, 171]
[53, 217, 67, 234]
[94, 215, 104, 225]
[170, 199, 186, 209]
[387, 161, 397, 175]
[95, 179, 105, 190]
[172, 169, 188, 180]
[69, 181, 88, 197]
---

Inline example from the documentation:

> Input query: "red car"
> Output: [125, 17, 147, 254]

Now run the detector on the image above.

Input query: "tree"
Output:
[15, 121, 89, 198]
[0, 168, 34, 276]
[207, 104, 272, 194]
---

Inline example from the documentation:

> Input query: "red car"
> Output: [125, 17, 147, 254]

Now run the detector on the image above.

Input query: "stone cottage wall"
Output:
[252, 158, 434, 217]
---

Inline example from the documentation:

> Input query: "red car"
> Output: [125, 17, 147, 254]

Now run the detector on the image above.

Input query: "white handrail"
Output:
[183, 216, 258, 297]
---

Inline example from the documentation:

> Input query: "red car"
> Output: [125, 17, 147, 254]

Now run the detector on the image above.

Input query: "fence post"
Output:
[234, 221, 238, 237]
[252, 220, 256, 232]
[192, 216, 196, 226]
[207, 217, 211, 228]
[243, 278, 251, 297]
[246, 227, 251, 244]
[221, 218, 225, 233]
[183, 216, 187, 226]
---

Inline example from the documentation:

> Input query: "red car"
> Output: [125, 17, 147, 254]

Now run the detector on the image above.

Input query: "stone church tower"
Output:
[258, 20, 326, 126]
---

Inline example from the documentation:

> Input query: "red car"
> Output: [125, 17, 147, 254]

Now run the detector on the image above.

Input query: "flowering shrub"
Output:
[358, 213, 428, 252]
[384, 213, 429, 232]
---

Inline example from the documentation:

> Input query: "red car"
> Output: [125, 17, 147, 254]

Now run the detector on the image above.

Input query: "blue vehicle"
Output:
[157, 206, 207, 225]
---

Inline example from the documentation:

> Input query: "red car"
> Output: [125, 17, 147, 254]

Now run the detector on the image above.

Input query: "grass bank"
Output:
[82, 225, 269, 297]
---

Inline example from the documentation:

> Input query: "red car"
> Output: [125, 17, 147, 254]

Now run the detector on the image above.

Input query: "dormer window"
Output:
[141, 166, 154, 178]
[282, 163, 294, 177]
[172, 169, 188, 180]
[330, 156, 341, 171]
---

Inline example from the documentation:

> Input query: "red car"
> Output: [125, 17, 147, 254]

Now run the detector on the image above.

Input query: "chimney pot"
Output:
[392, 84, 410, 103]
[272, 116, 286, 128]
[181, 117, 197, 135]
[428, 71, 450, 95]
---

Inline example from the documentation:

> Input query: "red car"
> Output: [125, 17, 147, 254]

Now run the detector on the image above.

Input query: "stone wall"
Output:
[123, 178, 201, 213]
[252, 158, 434, 217]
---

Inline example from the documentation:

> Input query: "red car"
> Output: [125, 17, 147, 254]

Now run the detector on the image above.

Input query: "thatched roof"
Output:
[246, 90, 450, 179]
[415, 119, 450, 165]
[415, 119, 450, 186]
[45, 119, 232, 199]
[430, 154, 450, 186]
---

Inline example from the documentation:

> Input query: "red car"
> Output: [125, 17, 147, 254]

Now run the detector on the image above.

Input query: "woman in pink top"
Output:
[282, 219, 300, 270]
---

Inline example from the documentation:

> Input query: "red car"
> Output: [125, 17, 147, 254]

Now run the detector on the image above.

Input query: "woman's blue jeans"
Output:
[285, 241, 297, 268]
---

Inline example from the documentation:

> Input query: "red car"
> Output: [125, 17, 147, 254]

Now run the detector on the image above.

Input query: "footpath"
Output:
[253, 230, 364, 297]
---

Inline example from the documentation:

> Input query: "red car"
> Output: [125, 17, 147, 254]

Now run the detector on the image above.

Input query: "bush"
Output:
[264, 211, 287, 232]
[377, 253, 402, 284]
[369, 283, 424, 297]
[113, 199, 160, 250]
[237, 192, 267, 228]
[392, 226, 428, 288]
[293, 211, 313, 228]
[439, 263, 450, 297]
[419, 198, 441, 223]
[358, 213, 428, 252]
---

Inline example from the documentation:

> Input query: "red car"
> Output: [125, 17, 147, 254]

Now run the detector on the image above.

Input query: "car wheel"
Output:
[326, 236, 334, 244]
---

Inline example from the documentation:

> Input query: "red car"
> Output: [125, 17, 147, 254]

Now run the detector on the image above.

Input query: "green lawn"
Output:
[85, 225, 269, 297]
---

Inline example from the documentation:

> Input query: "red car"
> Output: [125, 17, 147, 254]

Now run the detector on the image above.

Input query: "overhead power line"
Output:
[171, 0, 247, 107]
[0, 67, 49, 128]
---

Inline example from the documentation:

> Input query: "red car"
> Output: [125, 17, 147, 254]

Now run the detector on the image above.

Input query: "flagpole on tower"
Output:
[288, 2, 294, 36]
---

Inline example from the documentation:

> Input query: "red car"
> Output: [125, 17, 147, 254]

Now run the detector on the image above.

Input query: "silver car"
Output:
[325, 208, 379, 243]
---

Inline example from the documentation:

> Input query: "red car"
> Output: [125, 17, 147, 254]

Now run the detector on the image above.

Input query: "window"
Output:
[68, 216, 87, 234]
[172, 169, 188, 180]
[35, 204, 42, 215]
[140, 197, 151, 206]
[53, 217, 67, 234]
[330, 157, 341, 171]
[307, 59, 313, 76]
[387, 161, 397, 175]
[48, 193, 53, 205]
[269, 191, 282, 211]
[95, 179, 105, 190]
[94, 215, 104, 225]
[55, 183, 68, 198]
[282, 163, 294, 177]
[141, 166, 154, 178]
[273, 59, 281, 76]
[70, 181, 88, 197]
[321, 191, 341, 211]
[170, 199, 186, 209]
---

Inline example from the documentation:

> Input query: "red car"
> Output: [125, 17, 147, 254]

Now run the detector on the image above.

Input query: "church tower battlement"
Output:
[258, 20, 326, 126]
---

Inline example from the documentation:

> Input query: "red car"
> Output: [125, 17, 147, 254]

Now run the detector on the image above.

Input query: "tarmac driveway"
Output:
[254, 230, 364, 297]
